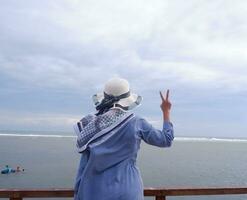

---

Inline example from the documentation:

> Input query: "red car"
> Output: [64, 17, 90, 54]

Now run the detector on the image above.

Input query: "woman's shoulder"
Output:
[80, 114, 95, 127]
[128, 113, 150, 128]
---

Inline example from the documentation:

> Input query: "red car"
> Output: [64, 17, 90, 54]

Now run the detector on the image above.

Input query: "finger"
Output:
[159, 91, 165, 101]
[166, 89, 170, 101]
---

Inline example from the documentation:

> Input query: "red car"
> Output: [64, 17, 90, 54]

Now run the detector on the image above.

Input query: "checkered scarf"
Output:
[74, 108, 129, 152]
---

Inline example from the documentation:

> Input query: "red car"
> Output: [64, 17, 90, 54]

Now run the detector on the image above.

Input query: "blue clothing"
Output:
[1, 167, 15, 174]
[1, 169, 10, 174]
[74, 114, 174, 200]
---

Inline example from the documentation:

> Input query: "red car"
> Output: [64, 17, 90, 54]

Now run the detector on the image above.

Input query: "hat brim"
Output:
[92, 92, 142, 111]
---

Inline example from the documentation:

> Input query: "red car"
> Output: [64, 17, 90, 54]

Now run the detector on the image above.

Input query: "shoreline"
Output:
[0, 133, 247, 142]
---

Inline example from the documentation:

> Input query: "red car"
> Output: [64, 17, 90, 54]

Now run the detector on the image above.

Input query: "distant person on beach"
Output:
[16, 166, 25, 172]
[1, 165, 11, 174]
[73, 77, 174, 200]
[16, 166, 21, 172]
[1, 165, 15, 174]
[1, 165, 24, 174]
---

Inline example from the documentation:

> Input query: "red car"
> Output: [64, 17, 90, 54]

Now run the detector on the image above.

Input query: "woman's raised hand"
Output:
[160, 90, 172, 122]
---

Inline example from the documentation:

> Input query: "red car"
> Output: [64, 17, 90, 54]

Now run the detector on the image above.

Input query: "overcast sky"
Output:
[0, 0, 247, 138]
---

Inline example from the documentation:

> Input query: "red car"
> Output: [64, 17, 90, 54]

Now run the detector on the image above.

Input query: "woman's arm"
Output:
[136, 90, 174, 147]
[160, 90, 172, 122]
[137, 117, 174, 147]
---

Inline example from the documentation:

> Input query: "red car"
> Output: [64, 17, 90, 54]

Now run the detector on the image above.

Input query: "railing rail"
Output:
[0, 187, 247, 200]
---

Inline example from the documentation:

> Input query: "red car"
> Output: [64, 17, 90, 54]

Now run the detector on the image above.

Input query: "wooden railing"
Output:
[0, 187, 247, 200]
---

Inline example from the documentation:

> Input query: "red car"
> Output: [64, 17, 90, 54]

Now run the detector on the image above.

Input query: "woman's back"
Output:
[74, 111, 174, 200]
[73, 77, 174, 200]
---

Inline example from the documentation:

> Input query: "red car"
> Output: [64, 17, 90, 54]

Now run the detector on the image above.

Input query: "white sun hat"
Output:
[92, 77, 142, 111]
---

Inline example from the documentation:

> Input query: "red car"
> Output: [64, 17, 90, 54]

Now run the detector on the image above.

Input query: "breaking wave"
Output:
[0, 133, 76, 138]
[174, 137, 247, 142]
[0, 133, 246, 142]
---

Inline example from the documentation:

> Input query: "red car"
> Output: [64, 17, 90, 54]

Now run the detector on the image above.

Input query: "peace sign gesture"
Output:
[160, 90, 172, 121]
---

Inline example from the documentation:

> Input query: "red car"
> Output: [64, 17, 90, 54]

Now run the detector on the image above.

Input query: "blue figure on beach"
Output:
[1, 165, 24, 174]
[1, 165, 14, 174]
[73, 77, 174, 200]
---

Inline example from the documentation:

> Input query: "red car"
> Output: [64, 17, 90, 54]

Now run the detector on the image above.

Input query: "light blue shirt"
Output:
[74, 114, 174, 200]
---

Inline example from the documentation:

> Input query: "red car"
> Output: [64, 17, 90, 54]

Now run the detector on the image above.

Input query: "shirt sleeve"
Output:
[136, 117, 174, 147]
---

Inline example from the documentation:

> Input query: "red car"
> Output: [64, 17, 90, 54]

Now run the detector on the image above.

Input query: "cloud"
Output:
[0, 110, 81, 131]
[0, 0, 247, 135]
[1, 0, 247, 93]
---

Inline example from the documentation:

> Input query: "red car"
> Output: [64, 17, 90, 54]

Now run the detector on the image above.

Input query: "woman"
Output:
[73, 77, 174, 200]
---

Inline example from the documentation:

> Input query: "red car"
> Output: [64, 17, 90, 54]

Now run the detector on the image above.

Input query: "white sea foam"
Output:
[174, 137, 247, 142]
[0, 133, 246, 142]
[0, 133, 76, 138]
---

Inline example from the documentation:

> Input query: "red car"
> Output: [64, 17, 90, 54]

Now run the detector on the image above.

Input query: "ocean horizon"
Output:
[1, 131, 247, 200]
[1, 131, 247, 142]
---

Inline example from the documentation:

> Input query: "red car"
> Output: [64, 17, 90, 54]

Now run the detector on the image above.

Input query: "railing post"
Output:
[10, 198, 22, 200]
[10, 191, 22, 200]
[155, 196, 166, 200]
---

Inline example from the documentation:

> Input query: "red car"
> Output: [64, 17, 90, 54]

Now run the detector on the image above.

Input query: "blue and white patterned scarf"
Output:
[74, 108, 132, 152]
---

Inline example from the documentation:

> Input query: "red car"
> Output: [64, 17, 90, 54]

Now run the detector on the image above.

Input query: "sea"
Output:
[0, 130, 247, 200]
